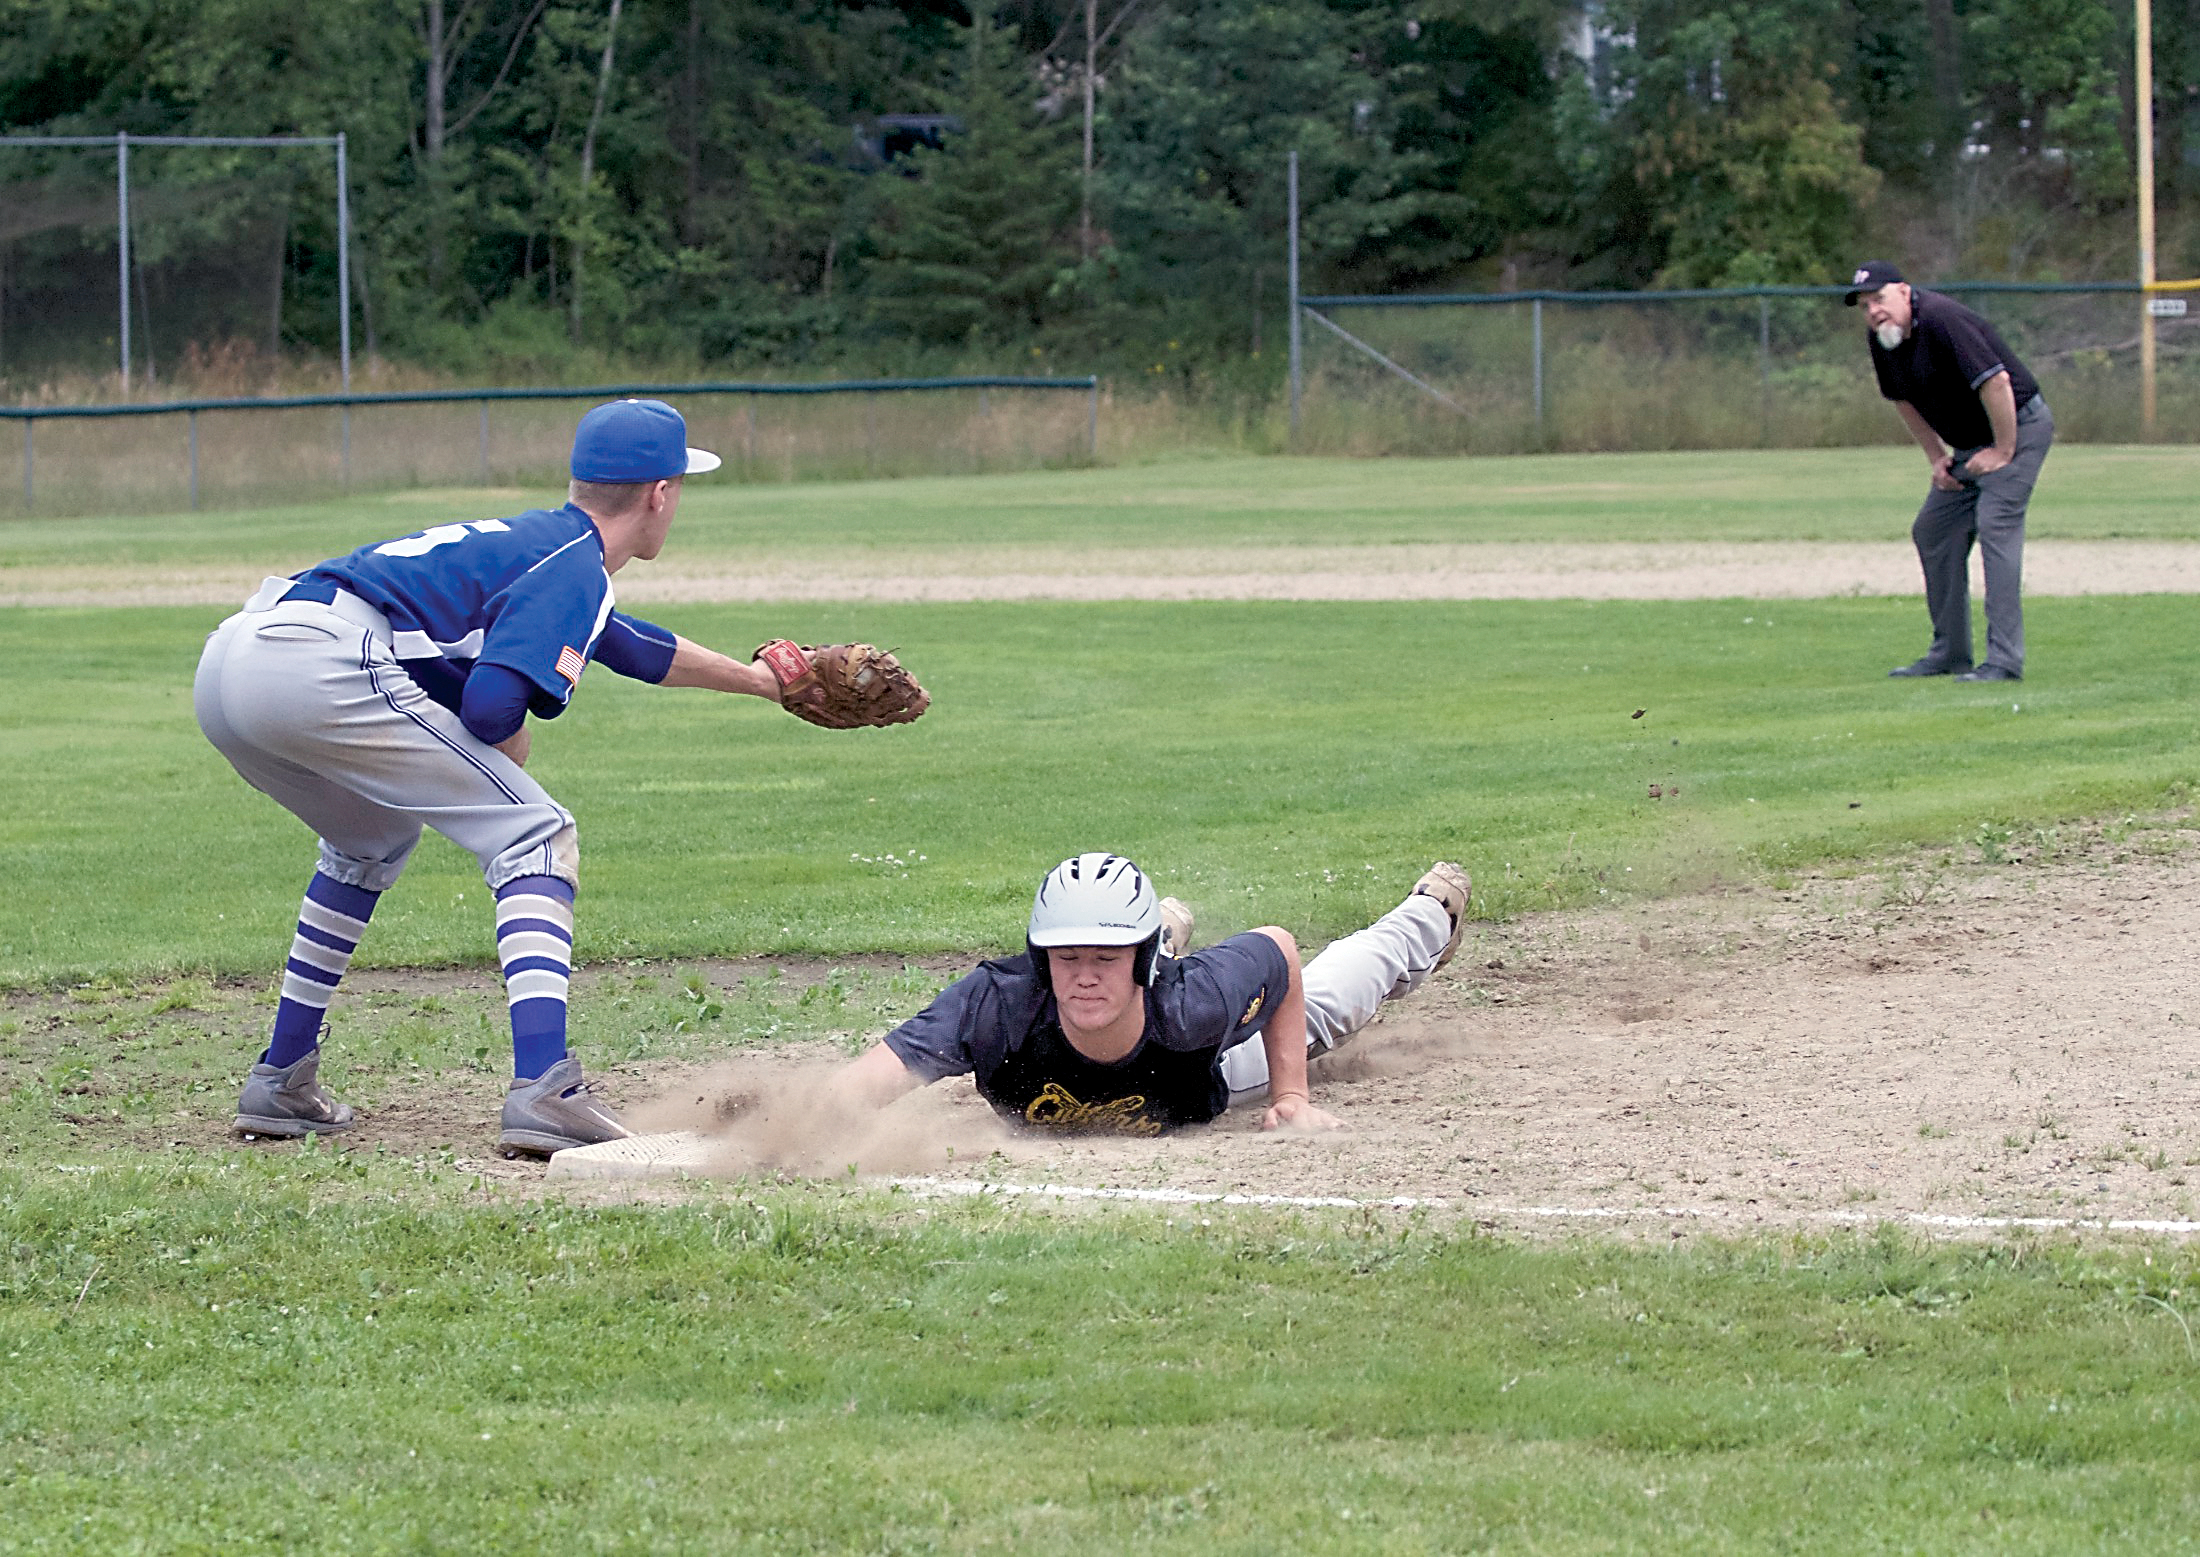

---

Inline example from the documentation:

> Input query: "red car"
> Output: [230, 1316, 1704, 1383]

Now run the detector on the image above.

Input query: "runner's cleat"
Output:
[1411, 862, 1472, 973]
[1158, 897, 1195, 960]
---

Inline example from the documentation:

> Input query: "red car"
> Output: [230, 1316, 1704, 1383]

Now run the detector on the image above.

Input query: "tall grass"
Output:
[12, 287, 2200, 516]
[1284, 289, 2200, 457]
[3, 383, 1102, 518]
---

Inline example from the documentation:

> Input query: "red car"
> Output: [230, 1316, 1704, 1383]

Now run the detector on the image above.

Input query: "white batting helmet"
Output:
[1027, 852, 1164, 985]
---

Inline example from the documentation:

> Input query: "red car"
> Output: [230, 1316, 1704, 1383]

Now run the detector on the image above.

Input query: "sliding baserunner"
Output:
[830, 853, 1471, 1134]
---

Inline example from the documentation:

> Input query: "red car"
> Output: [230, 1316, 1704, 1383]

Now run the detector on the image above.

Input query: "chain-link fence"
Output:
[0, 377, 1101, 518]
[0, 134, 353, 393]
[1291, 283, 2184, 456]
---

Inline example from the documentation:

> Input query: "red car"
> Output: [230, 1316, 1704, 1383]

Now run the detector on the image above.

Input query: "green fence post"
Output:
[188, 410, 199, 510]
[1288, 149, 1301, 445]
[1531, 296, 1544, 439]
[1758, 294, 1772, 446]
[20, 420, 30, 511]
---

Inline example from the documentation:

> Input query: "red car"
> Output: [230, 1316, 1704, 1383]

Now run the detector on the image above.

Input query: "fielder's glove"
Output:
[754, 639, 930, 729]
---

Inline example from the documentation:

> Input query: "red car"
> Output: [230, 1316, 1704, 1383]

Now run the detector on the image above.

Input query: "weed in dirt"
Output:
[147, 979, 213, 1014]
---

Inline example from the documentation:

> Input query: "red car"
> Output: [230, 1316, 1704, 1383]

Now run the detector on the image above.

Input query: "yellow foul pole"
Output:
[2139, 0, 2158, 431]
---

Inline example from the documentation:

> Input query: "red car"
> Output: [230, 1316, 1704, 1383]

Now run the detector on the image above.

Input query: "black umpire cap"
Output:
[1842, 260, 1904, 304]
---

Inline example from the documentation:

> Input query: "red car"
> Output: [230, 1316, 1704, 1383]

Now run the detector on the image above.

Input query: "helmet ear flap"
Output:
[1028, 938, 1051, 990]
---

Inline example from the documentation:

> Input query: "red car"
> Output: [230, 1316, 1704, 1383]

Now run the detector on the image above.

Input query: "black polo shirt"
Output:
[1868, 289, 2040, 451]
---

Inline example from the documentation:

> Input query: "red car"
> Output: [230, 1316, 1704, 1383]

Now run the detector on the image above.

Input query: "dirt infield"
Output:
[592, 821, 2200, 1233]
[20, 822, 2198, 1234]
[13, 539, 2200, 608]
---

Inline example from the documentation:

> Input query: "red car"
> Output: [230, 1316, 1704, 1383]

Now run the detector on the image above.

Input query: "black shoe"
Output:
[1954, 664, 2021, 683]
[1889, 658, 1969, 678]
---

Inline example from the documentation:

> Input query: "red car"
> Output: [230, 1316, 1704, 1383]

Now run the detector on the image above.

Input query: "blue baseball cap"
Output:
[569, 399, 722, 482]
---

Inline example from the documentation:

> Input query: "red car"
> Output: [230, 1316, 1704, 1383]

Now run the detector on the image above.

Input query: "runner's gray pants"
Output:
[1220, 892, 1452, 1100]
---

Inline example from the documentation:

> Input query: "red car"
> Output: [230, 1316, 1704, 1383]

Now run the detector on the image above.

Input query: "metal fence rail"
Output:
[1300, 283, 2147, 304]
[3, 375, 1102, 513]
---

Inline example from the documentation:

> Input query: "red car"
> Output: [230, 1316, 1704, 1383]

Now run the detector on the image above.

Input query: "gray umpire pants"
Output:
[1912, 395, 2054, 675]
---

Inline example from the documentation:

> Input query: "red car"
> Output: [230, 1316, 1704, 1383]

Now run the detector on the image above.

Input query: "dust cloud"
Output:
[629, 1055, 1013, 1178]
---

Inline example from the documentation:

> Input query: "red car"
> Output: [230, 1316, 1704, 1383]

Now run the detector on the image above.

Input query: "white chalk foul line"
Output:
[884, 1177, 2200, 1235]
[888, 1177, 1428, 1210]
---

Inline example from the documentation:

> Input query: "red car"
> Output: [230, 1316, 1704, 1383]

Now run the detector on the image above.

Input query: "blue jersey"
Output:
[299, 504, 674, 718]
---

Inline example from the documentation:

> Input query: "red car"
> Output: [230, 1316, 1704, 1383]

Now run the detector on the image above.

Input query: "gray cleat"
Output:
[498, 1057, 630, 1157]
[235, 1049, 357, 1137]
[1157, 896, 1195, 960]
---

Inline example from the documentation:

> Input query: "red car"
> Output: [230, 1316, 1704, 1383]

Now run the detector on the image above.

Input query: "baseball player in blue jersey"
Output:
[195, 398, 835, 1155]
[829, 853, 1473, 1135]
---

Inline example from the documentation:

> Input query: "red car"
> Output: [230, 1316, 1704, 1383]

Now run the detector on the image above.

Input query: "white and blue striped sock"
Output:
[496, 875, 575, 1081]
[265, 873, 379, 1067]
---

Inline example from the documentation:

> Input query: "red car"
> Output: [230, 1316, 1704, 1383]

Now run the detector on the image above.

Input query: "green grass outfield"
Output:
[6, 594, 2200, 985]
[7, 453, 2200, 1551]
[6, 444, 2200, 573]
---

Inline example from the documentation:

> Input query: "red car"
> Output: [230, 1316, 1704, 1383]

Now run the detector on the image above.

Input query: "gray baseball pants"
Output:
[1912, 395, 2054, 675]
[194, 577, 578, 894]
[1219, 891, 1452, 1099]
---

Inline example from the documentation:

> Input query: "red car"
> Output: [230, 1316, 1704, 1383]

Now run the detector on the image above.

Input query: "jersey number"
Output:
[373, 519, 511, 558]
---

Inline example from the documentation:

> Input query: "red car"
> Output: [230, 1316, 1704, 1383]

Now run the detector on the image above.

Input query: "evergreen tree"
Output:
[1093, 0, 1416, 366]
[870, 18, 1077, 347]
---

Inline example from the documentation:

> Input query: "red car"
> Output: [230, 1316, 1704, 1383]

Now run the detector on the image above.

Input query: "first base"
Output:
[543, 1129, 715, 1183]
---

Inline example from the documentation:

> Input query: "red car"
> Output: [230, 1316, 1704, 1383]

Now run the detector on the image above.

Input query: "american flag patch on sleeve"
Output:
[555, 646, 587, 684]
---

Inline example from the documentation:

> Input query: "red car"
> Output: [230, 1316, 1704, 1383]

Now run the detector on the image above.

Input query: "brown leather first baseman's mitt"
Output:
[753, 639, 930, 729]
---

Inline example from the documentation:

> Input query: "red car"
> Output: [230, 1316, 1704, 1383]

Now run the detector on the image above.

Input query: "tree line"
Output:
[0, 0, 2185, 387]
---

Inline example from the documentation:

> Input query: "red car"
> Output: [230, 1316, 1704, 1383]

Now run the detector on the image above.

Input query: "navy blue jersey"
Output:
[298, 504, 672, 718]
[882, 932, 1292, 1133]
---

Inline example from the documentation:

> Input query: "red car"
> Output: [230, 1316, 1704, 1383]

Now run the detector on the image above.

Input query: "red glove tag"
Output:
[754, 639, 816, 698]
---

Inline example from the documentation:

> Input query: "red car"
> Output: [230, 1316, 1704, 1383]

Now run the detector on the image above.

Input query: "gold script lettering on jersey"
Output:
[1022, 1082, 1165, 1137]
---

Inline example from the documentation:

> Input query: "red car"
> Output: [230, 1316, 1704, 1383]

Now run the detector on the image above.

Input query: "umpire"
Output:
[1846, 260, 2053, 682]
